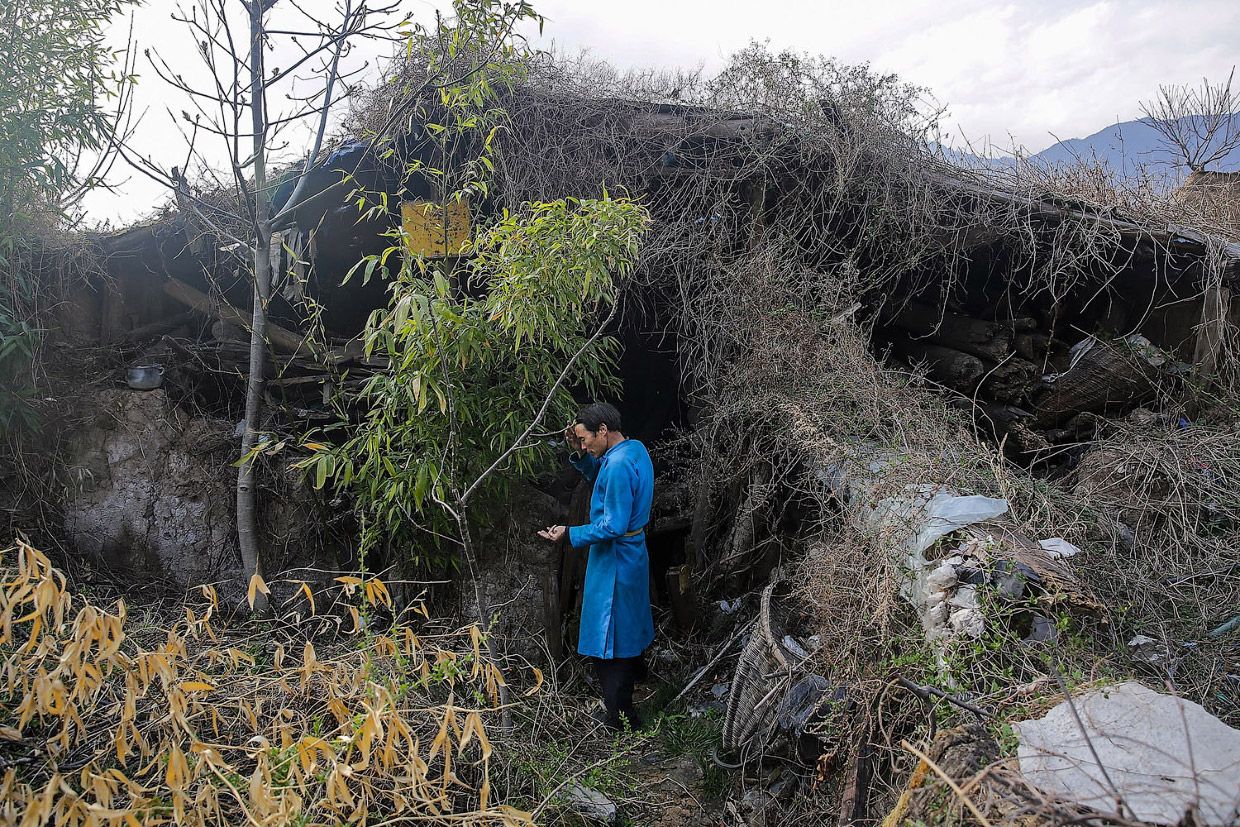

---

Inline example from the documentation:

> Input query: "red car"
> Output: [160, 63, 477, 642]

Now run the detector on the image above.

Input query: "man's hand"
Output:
[564, 423, 584, 454]
[539, 525, 567, 542]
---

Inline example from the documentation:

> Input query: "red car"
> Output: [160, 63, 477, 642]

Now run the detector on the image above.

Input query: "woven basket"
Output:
[721, 580, 798, 755]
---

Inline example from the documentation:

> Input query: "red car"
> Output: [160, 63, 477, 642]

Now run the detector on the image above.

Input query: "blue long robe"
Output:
[568, 439, 655, 659]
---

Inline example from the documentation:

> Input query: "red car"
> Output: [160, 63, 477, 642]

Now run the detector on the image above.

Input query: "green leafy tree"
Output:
[0, 0, 136, 433]
[324, 196, 648, 565]
[290, 16, 647, 732]
[307, 194, 646, 735]
[300, 2, 648, 579]
[128, 0, 542, 611]
[0, 0, 135, 227]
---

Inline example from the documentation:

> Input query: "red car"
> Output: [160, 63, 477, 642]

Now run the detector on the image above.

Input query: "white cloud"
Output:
[81, 0, 1240, 224]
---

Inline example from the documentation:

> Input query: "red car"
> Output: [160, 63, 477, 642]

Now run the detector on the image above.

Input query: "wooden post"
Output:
[1193, 279, 1231, 380]
[541, 564, 563, 661]
[665, 563, 697, 631]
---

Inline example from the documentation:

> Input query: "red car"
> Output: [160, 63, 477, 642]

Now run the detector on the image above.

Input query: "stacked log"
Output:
[885, 302, 1048, 403]
[889, 302, 1014, 362]
[879, 301, 1173, 458]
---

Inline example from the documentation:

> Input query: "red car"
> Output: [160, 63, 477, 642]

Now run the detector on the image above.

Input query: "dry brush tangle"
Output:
[0, 539, 541, 827]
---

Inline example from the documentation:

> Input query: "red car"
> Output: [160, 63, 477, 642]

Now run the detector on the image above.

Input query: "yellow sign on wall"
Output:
[401, 199, 470, 258]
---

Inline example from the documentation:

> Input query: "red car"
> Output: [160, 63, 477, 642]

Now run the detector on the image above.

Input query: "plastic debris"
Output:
[1016, 682, 1240, 825]
[1038, 537, 1082, 560]
[781, 635, 809, 660]
[776, 674, 834, 735]
[819, 455, 1010, 669]
[949, 607, 984, 638]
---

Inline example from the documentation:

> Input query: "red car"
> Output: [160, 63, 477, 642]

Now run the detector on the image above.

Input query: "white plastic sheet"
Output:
[821, 456, 1008, 667]
[1017, 682, 1240, 825]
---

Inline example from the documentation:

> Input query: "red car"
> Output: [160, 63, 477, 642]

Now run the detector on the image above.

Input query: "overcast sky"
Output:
[82, 0, 1240, 225]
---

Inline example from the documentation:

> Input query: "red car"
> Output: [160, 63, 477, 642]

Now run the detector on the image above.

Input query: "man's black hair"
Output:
[575, 402, 623, 434]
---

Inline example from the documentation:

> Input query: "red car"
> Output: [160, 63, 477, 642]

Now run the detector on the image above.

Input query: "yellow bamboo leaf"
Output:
[327, 764, 354, 809]
[428, 712, 450, 761]
[228, 648, 256, 666]
[247, 573, 269, 610]
[165, 744, 188, 792]
[470, 625, 483, 665]
[298, 582, 315, 615]
[460, 711, 492, 761]
[366, 578, 391, 608]
[46, 678, 66, 714]
[178, 681, 215, 693]
[248, 764, 267, 811]
[523, 667, 544, 697]
[115, 728, 130, 764]
[0, 726, 20, 741]
[302, 442, 329, 451]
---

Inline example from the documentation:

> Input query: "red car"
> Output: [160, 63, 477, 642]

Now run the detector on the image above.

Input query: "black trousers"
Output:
[592, 655, 646, 730]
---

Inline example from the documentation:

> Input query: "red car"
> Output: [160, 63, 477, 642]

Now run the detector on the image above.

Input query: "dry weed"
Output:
[0, 538, 545, 826]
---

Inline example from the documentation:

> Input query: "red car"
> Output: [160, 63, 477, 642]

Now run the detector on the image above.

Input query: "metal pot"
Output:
[126, 364, 165, 390]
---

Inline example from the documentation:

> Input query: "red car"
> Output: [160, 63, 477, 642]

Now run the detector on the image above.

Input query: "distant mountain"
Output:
[941, 114, 1240, 185]
[1032, 115, 1240, 180]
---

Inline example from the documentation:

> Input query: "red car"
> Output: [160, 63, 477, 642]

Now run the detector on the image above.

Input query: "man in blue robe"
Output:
[539, 402, 655, 730]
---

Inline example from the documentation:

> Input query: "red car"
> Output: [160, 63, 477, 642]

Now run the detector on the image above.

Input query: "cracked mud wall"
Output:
[61, 387, 340, 596]
[63, 388, 240, 588]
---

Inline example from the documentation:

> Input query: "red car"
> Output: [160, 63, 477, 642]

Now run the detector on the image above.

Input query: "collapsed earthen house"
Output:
[5, 52, 1239, 825]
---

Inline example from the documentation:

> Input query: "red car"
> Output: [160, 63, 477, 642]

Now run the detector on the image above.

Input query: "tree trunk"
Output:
[455, 514, 513, 734]
[237, 3, 270, 614]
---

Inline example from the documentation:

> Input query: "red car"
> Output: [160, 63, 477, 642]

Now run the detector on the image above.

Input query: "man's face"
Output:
[573, 423, 610, 458]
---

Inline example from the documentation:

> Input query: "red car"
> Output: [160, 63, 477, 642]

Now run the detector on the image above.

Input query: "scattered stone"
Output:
[710, 681, 730, 698]
[1015, 681, 1240, 825]
[1127, 634, 1168, 663]
[664, 754, 704, 789]
[562, 784, 617, 825]
[990, 559, 1038, 600]
[654, 646, 680, 665]
[904, 723, 999, 823]
[738, 788, 776, 827]
[1023, 614, 1058, 644]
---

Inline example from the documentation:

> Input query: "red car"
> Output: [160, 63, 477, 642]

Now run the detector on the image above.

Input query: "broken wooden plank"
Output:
[163, 277, 306, 354]
[665, 564, 697, 631]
